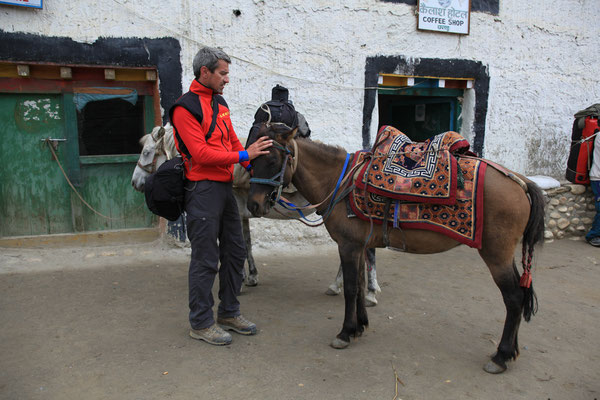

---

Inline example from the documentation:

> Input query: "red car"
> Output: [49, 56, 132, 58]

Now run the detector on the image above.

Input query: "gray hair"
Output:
[192, 47, 231, 78]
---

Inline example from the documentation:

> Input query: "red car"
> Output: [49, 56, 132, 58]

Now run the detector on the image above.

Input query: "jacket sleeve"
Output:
[229, 129, 251, 170]
[172, 106, 241, 167]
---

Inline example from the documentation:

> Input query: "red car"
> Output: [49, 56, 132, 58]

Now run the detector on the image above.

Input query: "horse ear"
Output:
[157, 126, 166, 138]
[276, 127, 298, 144]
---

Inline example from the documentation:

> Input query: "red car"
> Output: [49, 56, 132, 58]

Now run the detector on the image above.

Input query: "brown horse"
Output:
[246, 123, 545, 374]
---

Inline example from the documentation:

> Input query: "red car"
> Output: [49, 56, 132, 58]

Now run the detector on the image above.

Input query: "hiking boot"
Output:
[217, 315, 257, 335]
[587, 236, 600, 247]
[189, 324, 232, 345]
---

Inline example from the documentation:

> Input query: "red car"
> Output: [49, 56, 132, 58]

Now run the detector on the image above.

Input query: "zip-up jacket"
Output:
[169, 80, 250, 182]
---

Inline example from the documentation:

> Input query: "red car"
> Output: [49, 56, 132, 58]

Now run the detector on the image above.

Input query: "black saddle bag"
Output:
[144, 156, 186, 221]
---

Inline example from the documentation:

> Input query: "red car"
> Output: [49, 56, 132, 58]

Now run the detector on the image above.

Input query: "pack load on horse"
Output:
[246, 123, 545, 374]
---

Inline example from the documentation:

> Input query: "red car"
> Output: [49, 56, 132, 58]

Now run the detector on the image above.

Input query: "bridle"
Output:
[248, 105, 300, 204]
[249, 136, 296, 205]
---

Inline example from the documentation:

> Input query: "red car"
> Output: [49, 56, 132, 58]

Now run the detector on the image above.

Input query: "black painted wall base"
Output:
[0, 30, 182, 120]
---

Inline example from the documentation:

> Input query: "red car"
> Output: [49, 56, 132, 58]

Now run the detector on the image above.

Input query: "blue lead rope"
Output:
[321, 153, 351, 219]
[276, 153, 351, 224]
[276, 198, 322, 223]
[333, 153, 351, 204]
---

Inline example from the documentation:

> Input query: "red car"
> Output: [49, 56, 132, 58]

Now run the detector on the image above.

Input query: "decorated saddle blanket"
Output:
[355, 125, 471, 205]
[348, 126, 486, 248]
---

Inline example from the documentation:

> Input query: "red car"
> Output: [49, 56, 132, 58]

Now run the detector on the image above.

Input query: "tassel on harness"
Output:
[520, 247, 533, 288]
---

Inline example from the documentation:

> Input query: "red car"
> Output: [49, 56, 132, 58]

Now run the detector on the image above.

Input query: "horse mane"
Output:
[138, 124, 180, 160]
[138, 132, 154, 147]
[301, 137, 347, 159]
[161, 123, 178, 159]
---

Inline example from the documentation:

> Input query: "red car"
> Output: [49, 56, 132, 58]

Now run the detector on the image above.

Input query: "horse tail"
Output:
[521, 181, 545, 321]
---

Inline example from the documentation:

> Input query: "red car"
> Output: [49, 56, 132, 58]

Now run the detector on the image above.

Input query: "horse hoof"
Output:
[245, 276, 258, 287]
[365, 291, 378, 307]
[331, 338, 350, 349]
[483, 360, 507, 374]
[325, 285, 341, 296]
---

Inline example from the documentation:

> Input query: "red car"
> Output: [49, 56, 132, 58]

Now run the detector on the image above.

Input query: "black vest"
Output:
[168, 91, 229, 158]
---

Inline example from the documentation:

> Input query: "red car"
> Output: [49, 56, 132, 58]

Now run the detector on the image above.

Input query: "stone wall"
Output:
[544, 183, 595, 242]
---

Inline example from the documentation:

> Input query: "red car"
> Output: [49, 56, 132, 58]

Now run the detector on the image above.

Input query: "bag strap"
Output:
[204, 95, 220, 141]
[174, 94, 220, 159]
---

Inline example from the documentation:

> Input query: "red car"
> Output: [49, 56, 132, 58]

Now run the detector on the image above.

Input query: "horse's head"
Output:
[247, 122, 298, 217]
[131, 125, 172, 192]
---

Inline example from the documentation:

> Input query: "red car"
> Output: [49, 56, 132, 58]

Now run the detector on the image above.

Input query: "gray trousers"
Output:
[184, 180, 246, 330]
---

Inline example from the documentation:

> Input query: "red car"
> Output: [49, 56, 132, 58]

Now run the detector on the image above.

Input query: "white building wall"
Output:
[2, 0, 599, 248]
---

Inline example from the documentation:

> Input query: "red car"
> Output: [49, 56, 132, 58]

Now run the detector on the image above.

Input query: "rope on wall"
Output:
[111, 0, 383, 91]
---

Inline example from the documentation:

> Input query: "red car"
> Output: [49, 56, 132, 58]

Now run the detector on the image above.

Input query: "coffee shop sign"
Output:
[417, 0, 470, 35]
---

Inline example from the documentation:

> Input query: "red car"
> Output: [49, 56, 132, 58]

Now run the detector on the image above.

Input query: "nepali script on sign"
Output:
[417, 0, 470, 35]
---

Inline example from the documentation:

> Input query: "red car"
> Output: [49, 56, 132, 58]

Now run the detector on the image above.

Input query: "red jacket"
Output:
[171, 80, 249, 182]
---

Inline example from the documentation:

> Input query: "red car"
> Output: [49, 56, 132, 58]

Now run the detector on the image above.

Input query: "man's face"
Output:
[200, 59, 230, 94]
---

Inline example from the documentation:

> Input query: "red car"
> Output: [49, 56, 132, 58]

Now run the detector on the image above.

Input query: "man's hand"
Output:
[246, 136, 274, 160]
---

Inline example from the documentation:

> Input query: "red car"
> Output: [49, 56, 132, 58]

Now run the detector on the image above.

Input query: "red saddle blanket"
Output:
[355, 125, 470, 205]
[348, 126, 487, 248]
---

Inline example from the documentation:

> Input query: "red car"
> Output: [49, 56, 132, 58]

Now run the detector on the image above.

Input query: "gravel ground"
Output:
[0, 238, 599, 400]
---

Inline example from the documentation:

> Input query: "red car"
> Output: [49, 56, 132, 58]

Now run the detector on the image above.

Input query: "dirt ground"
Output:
[0, 237, 599, 400]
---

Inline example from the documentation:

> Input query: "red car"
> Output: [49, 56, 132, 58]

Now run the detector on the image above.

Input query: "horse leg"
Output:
[479, 252, 525, 374]
[331, 243, 367, 349]
[327, 248, 380, 307]
[356, 253, 369, 334]
[365, 248, 380, 307]
[325, 264, 343, 296]
[242, 217, 259, 287]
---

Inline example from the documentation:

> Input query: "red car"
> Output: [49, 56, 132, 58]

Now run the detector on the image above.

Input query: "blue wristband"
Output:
[239, 150, 249, 162]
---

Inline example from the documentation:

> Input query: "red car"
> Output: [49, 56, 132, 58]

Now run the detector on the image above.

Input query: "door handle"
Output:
[41, 137, 67, 151]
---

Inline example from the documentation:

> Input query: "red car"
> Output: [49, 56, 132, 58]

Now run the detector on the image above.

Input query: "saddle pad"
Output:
[355, 126, 470, 205]
[349, 157, 487, 248]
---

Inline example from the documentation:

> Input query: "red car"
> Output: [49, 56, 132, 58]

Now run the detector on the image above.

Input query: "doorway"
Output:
[377, 75, 466, 142]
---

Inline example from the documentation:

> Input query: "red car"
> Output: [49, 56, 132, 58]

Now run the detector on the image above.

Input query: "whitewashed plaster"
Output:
[2, 0, 599, 247]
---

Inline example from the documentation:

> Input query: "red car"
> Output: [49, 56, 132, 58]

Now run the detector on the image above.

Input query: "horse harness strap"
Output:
[382, 197, 393, 248]
[275, 150, 362, 226]
[139, 134, 166, 174]
[459, 155, 529, 193]
[137, 158, 158, 174]
[249, 140, 293, 204]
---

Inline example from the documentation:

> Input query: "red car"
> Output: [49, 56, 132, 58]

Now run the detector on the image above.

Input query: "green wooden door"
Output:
[65, 94, 156, 232]
[0, 93, 72, 236]
[0, 92, 155, 237]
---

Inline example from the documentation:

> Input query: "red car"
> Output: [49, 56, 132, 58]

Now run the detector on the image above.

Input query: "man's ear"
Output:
[199, 65, 210, 79]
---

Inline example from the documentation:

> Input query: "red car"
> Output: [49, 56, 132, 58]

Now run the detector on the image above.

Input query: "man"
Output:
[169, 46, 272, 345]
[586, 120, 600, 247]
